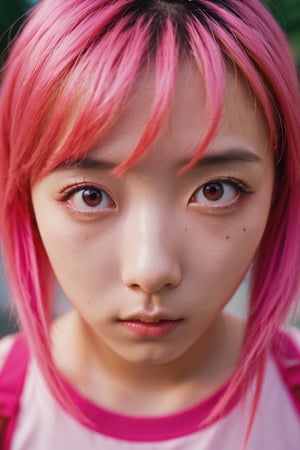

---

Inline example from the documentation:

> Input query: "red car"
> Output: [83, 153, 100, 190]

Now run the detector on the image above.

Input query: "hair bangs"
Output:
[113, 17, 179, 175]
[179, 16, 226, 174]
[7, 23, 153, 188]
[38, 18, 154, 177]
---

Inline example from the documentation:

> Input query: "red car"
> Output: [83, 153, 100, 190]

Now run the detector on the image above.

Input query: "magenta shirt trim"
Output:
[62, 377, 239, 442]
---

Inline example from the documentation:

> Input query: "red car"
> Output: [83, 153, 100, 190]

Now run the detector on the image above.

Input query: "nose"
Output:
[121, 207, 182, 294]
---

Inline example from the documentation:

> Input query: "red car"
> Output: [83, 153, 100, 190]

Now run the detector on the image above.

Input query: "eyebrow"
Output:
[56, 157, 116, 172]
[187, 147, 262, 168]
[56, 147, 262, 172]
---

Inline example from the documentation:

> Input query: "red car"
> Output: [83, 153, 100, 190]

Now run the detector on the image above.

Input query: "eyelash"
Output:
[58, 176, 252, 217]
[58, 182, 116, 215]
[189, 177, 253, 209]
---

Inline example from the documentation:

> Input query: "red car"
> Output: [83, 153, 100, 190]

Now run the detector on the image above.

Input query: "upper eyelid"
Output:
[193, 177, 253, 193]
[59, 179, 94, 191]
[59, 181, 110, 197]
[188, 177, 253, 209]
[58, 181, 116, 209]
[58, 176, 252, 202]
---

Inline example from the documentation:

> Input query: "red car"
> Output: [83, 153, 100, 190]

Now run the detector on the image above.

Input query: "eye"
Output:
[60, 184, 116, 213]
[190, 179, 252, 208]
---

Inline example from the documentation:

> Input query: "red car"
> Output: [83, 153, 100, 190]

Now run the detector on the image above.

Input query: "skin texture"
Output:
[31, 64, 274, 415]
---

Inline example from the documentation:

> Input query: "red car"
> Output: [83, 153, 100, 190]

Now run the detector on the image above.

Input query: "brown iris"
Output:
[203, 183, 224, 201]
[81, 188, 103, 207]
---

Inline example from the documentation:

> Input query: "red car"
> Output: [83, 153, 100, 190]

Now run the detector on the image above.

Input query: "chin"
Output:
[115, 345, 183, 366]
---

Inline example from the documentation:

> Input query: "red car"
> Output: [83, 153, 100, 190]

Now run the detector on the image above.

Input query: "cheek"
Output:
[44, 232, 114, 279]
[33, 207, 117, 295]
[216, 187, 272, 260]
[188, 204, 271, 291]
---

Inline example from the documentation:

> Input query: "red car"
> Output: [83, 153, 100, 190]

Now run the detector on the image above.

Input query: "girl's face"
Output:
[31, 64, 274, 367]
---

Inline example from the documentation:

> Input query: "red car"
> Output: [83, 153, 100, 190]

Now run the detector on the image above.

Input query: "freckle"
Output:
[243, 228, 247, 232]
[184, 228, 187, 232]
[226, 236, 230, 240]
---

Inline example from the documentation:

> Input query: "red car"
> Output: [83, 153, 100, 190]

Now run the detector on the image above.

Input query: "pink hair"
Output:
[0, 0, 300, 440]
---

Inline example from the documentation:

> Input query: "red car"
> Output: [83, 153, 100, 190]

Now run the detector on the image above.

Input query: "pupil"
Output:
[82, 188, 102, 206]
[203, 183, 223, 201]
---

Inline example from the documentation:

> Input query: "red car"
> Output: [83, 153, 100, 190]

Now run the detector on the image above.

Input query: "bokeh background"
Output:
[0, 0, 299, 337]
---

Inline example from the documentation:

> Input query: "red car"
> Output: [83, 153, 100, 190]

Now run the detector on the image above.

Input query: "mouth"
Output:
[119, 317, 183, 338]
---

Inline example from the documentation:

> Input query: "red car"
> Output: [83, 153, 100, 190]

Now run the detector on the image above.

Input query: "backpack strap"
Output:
[272, 331, 300, 417]
[0, 334, 29, 450]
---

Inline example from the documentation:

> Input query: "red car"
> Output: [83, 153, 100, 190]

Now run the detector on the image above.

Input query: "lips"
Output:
[120, 318, 183, 338]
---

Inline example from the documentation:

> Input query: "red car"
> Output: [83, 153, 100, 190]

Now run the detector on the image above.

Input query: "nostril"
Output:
[129, 284, 141, 291]
[125, 278, 180, 295]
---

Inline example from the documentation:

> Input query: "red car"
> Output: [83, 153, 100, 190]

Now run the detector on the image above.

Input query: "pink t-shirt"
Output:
[1, 330, 300, 450]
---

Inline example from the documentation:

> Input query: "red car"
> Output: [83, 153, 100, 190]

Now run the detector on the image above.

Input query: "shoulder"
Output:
[272, 326, 300, 372]
[0, 332, 29, 391]
[271, 326, 300, 417]
[273, 326, 300, 359]
[287, 326, 300, 348]
[0, 333, 18, 372]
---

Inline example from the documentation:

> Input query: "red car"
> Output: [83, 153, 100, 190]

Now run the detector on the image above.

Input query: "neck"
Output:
[52, 310, 244, 416]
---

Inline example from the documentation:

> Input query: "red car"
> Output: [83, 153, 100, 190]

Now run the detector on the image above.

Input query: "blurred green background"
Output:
[0, 1, 299, 336]
[266, 0, 300, 69]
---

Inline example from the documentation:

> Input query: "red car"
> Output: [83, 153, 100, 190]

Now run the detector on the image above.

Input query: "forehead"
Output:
[88, 62, 269, 167]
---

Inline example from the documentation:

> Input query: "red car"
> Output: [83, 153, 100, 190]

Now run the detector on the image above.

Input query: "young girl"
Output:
[0, 0, 299, 448]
